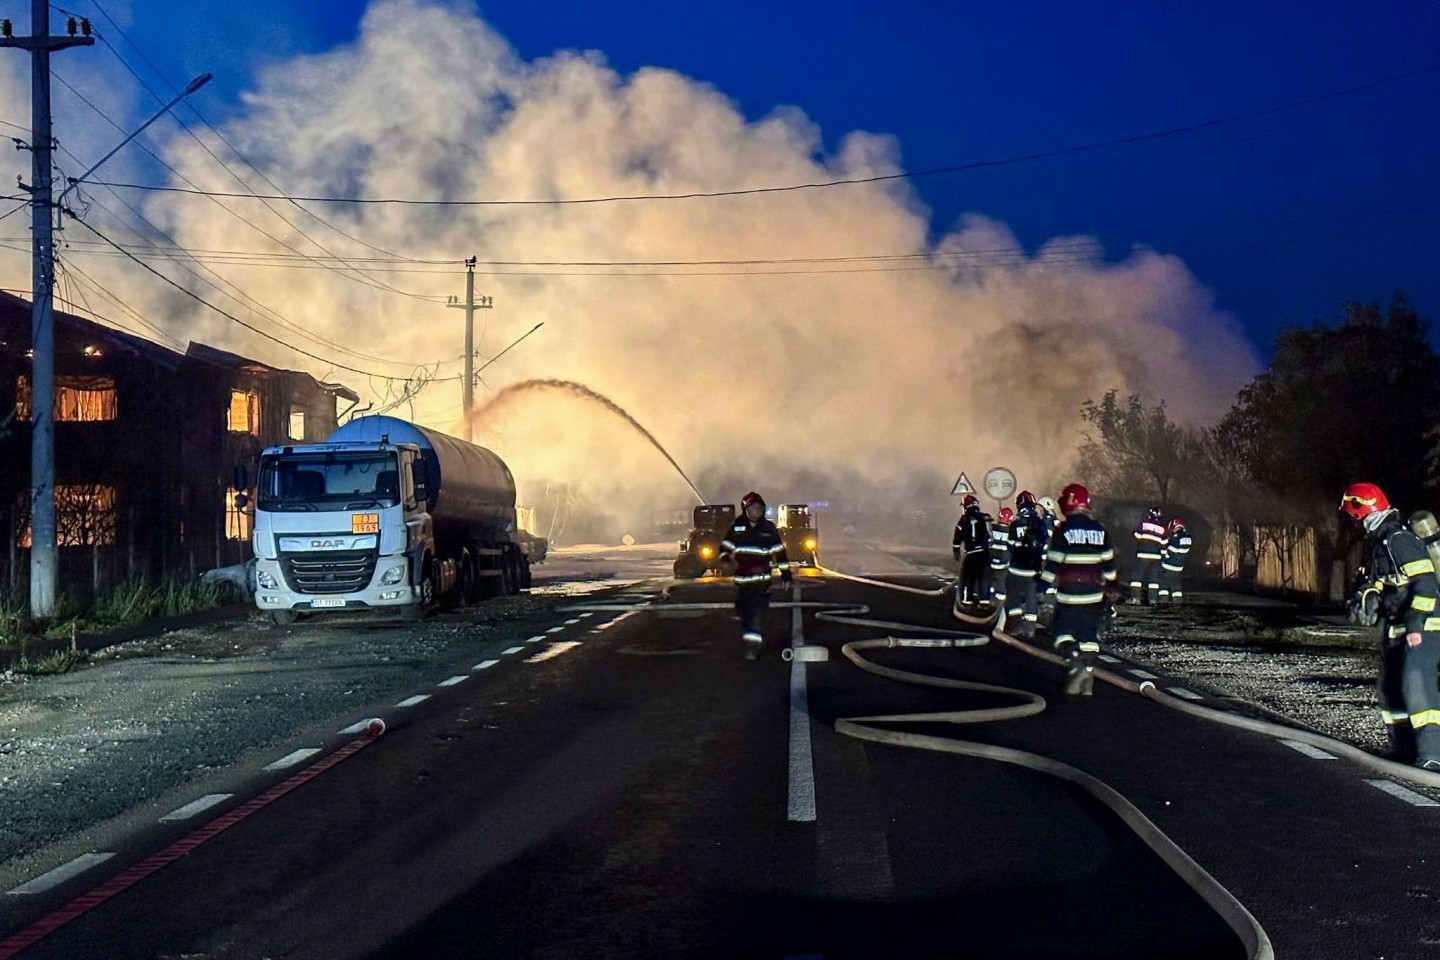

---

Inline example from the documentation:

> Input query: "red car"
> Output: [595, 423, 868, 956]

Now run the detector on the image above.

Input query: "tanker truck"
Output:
[236, 415, 546, 624]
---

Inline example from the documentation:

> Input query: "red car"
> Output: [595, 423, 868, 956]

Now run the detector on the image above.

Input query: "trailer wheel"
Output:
[458, 554, 478, 605]
[519, 558, 533, 591]
[502, 552, 520, 595]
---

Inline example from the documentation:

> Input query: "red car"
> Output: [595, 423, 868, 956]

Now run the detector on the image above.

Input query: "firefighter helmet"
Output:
[1016, 490, 1037, 509]
[1039, 496, 1058, 516]
[740, 491, 766, 517]
[962, 494, 979, 510]
[1168, 517, 1186, 535]
[998, 507, 1015, 524]
[1058, 483, 1090, 516]
[1340, 482, 1389, 520]
[1148, 505, 1163, 521]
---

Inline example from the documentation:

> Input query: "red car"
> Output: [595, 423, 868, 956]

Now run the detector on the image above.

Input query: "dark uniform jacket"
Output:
[1042, 510, 1118, 605]
[719, 518, 790, 586]
[1133, 517, 1167, 561]
[1368, 513, 1440, 639]
[1162, 529, 1193, 572]
[1007, 507, 1047, 577]
[953, 507, 989, 558]
[988, 520, 1010, 570]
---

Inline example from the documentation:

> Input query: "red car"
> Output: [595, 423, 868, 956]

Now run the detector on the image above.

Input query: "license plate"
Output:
[352, 513, 380, 534]
[310, 598, 346, 609]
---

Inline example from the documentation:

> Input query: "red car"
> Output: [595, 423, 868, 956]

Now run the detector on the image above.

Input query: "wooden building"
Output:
[0, 292, 357, 596]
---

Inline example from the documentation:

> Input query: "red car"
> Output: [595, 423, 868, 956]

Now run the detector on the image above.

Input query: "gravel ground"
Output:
[0, 544, 675, 875]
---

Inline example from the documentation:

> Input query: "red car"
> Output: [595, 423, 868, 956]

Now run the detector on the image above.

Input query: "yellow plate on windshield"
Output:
[352, 513, 380, 534]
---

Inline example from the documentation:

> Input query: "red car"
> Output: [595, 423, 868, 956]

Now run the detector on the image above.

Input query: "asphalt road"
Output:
[2, 550, 1438, 958]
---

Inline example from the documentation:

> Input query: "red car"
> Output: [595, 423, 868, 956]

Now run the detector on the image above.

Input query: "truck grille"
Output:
[279, 550, 378, 595]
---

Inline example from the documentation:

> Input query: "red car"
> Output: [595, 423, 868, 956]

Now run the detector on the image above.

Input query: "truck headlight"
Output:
[256, 569, 277, 589]
[380, 563, 407, 586]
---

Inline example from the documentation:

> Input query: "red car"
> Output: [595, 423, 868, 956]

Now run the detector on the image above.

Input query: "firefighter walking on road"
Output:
[989, 507, 1013, 605]
[718, 491, 791, 660]
[1159, 517, 1192, 603]
[1131, 506, 1167, 605]
[1042, 484, 1118, 695]
[1342, 483, 1440, 770]
[952, 494, 990, 607]
[1004, 492, 1047, 636]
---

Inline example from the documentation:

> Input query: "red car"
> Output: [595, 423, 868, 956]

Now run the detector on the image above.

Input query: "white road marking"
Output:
[395, 694, 430, 708]
[1280, 740, 1337, 760]
[1166, 687, 1204, 701]
[579, 612, 595, 618]
[338, 719, 374, 735]
[8, 853, 115, 895]
[564, 618, 582, 625]
[526, 635, 546, 643]
[159, 794, 232, 822]
[472, 659, 500, 671]
[1128, 669, 1159, 680]
[546, 626, 566, 634]
[437, 675, 469, 687]
[264, 748, 321, 771]
[788, 584, 817, 823]
[501, 645, 525, 656]
[525, 641, 582, 663]
[1099, 654, 1121, 664]
[1365, 779, 1440, 807]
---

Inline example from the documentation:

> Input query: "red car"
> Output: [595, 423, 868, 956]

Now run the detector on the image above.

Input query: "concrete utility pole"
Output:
[446, 256, 492, 441]
[0, 3, 94, 618]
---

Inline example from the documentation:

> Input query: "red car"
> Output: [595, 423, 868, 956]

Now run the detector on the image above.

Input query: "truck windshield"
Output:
[258, 452, 401, 510]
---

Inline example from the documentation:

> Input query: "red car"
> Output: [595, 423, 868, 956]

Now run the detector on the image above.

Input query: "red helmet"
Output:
[1058, 483, 1090, 516]
[1016, 490, 1036, 509]
[1340, 482, 1389, 520]
[1168, 517, 1186, 535]
[962, 494, 979, 509]
[998, 507, 1015, 524]
[740, 491, 766, 513]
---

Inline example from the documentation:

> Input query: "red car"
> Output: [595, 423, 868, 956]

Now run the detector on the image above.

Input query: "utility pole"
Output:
[445, 256, 492, 441]
[1, 4, 94, 618]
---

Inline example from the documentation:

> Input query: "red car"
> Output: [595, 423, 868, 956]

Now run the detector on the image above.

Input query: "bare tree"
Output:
[1073, 391, 1190, 503]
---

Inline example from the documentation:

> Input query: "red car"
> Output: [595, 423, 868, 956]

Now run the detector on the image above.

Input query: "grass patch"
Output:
[0, 577, 237, 653]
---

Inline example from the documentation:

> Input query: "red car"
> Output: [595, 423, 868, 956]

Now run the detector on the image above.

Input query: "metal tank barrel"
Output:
[326, 415, 517, 543]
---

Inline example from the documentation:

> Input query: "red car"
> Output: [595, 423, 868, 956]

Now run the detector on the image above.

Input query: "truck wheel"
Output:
[502, 554, 520, 595]
[271, 610, 297, 626]
[458, 555, 478, 605]
[519, 559, 533, 591]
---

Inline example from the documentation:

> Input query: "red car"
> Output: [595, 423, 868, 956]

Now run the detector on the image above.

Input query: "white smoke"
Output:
[0, 0, 1259, 539]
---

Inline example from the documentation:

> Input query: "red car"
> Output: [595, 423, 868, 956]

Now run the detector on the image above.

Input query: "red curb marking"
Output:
[0, 734, 378, 959]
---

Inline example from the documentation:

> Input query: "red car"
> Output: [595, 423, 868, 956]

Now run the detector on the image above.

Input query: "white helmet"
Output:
[1039, 496, 1058, 516]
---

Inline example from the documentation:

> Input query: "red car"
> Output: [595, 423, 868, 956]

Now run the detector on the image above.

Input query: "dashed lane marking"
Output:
[1128, 669, 1159, 680]
[525, 641, 582, 663]
[338, 719, 373, 735]
[501, 645, 525, 656]
[471, 659, 500, 671]
[579, 612, 595, 618]
[263, 749, 321, 771]
[1280, 740, 1337, 761]
[395, 694, 430, 708]
[1166, 687, 1204, 701]
[7, 854, 115, 896]
[1365, 779, 1440, 807]
[546, 627, 565, 634]
[159, 794, 232, 822]
[526, 635, 546, 643]
[437, 675, 469, 687]
[564, 618, 582, 625]
[1099, 654, 1121, 664]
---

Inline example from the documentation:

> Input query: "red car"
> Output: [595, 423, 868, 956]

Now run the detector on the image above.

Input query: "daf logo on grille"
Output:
[311, 539, 346, 549]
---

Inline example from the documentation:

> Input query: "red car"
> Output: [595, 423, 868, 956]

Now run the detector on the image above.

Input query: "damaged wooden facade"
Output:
[0, 292, 357, 596]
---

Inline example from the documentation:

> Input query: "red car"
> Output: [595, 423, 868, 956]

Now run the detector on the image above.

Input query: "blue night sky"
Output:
[28, 0, 1440, 356]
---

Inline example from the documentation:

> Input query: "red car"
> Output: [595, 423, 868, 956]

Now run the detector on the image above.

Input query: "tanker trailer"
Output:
[239, 415, 545, 624]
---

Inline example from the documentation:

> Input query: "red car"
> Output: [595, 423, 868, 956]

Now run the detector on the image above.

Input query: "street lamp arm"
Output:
[56, 72, 211, 207]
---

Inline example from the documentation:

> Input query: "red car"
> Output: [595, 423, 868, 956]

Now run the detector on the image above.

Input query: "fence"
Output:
[1214, 524, 1321, 597]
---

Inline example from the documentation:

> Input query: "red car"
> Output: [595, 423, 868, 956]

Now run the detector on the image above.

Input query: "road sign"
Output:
[983, 467, 1017, 502]
[950, 472, 975, 496]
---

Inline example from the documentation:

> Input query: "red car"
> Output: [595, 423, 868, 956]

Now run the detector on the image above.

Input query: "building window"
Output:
[225, 487, 253, 542]
[15, 375, 118, 422]
[288, 407, 307, 441]
[227, 389, 260, 434]
[16, 484, 118, 547]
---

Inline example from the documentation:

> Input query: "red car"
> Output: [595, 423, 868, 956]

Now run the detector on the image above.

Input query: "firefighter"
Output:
[989, 506, 1013, 604]
[1341, 483, 1440, 770]
[1159, 517, 1192, 603]
[1042, 483, 1117, 695]
[952, 494, 990, 606]
[1004, 491, 1047, 636]
[718, 491, 791, 660]
[1038, 496, 1060, 611]
[1130, 505, 1167, 605]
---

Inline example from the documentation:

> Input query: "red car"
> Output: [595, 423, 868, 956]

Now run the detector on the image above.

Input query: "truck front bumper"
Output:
[252, 557, 416, 612]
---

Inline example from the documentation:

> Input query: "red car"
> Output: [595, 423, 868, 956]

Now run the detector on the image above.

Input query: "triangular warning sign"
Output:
[951, 472, 975, 496]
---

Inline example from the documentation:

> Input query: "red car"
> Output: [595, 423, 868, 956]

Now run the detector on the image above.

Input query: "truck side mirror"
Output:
[410, 459, 429, 502]
[232, 464, 248, 492]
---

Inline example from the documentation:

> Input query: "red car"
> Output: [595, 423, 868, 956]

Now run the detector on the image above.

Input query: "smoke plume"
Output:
[0, 0, 1259, 541]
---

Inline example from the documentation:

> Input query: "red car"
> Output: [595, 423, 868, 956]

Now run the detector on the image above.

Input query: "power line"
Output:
[87, 61, 1440, 207]
[72, 215, 461, 383]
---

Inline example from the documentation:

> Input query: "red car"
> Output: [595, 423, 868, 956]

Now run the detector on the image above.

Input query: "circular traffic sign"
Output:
[983, 466, 1017, 501]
